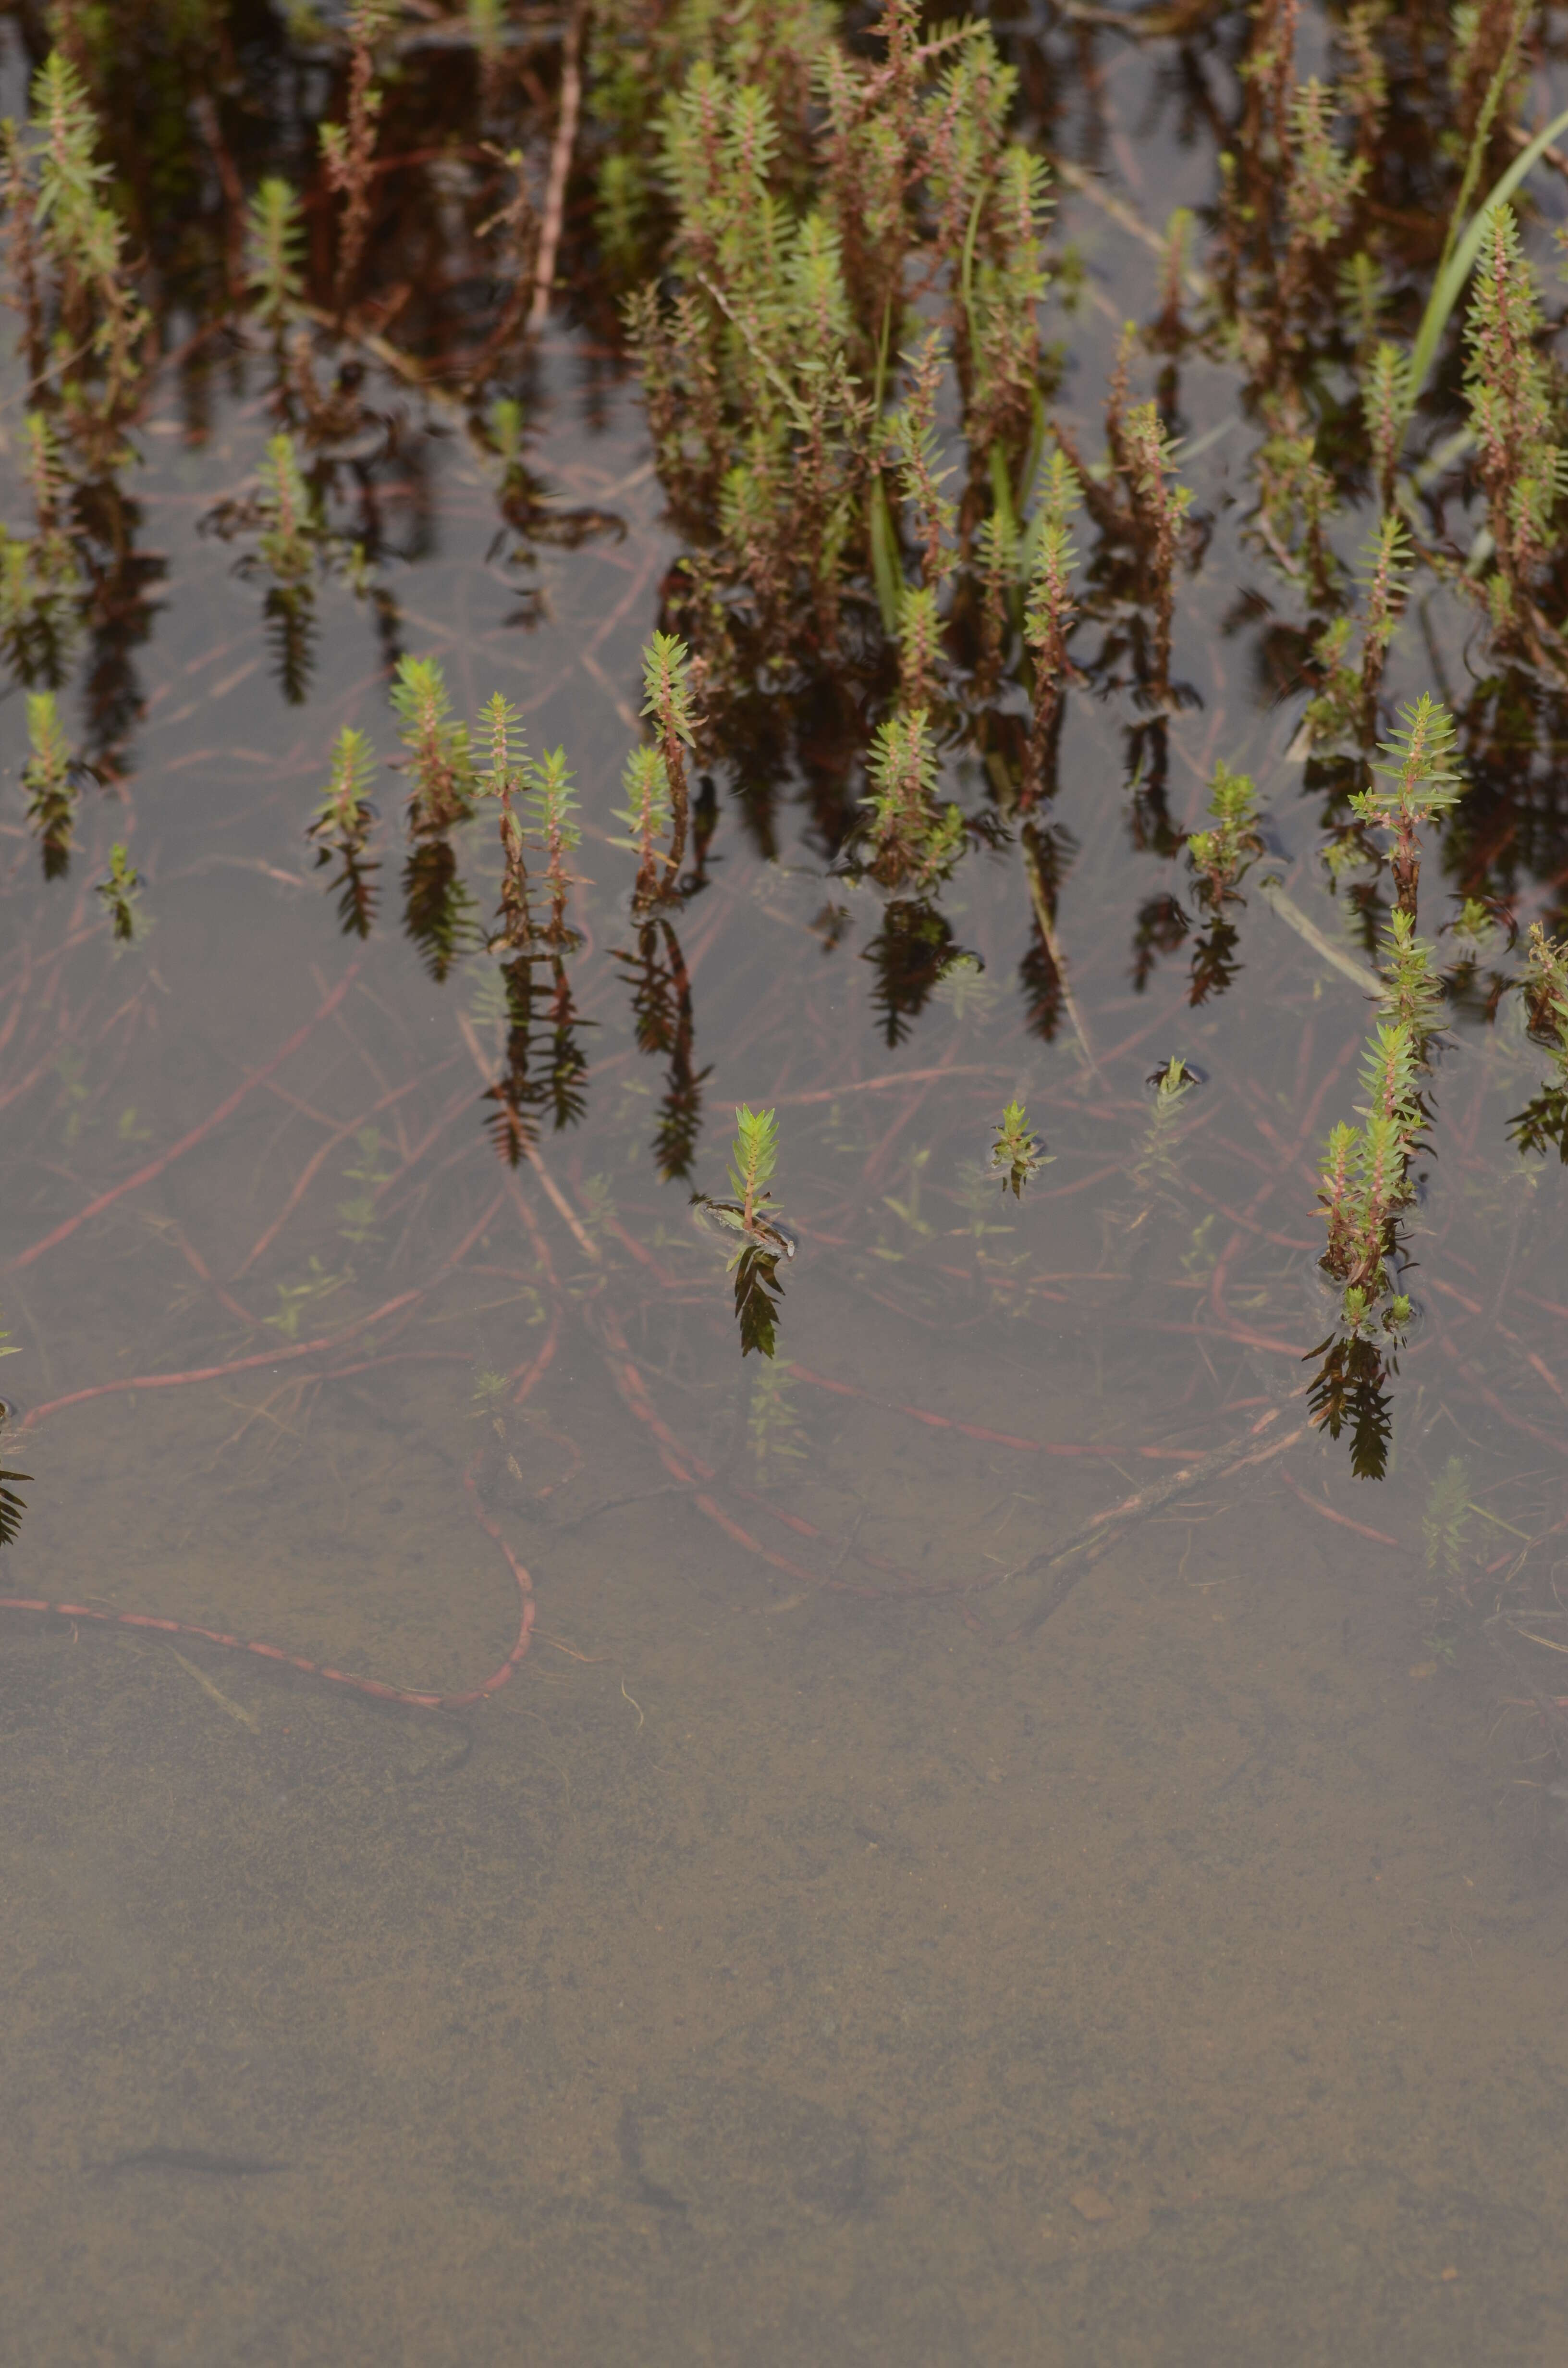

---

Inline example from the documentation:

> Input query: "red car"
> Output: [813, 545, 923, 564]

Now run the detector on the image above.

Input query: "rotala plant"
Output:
[21, 689, 79, 876]
[391, 655, 476, 981]
[308, 725, 380, 937]
[729, 1102, 781, 1237]
[1307, 704, 1460, 1474]
[1461, 203, 1567, 655]
[96, 841, 141, 943]
[720, 1104, 792, 1358]
[1120, 404, 1193, 708]
[245, 179, 306, 330]
[1350, 694, 1464, 921]
[1301, 515, 1413, 748]
[256, 435, 316, 590]
[522, 749, 582, 951]
[625, 0, 1051, 673]
[1316, 1019, 1421, 1323]
[392, 654, 473, 838]
[1185, 760, 1264, 1005]
[612, 747, 674, 908]
[1509, 922, 1568, 1161]
[860, 711, 963, 889]
[12, 52, 150, 466]
[0, 1313, 27, 1550]
[1422, 1456, 1473, 1579]
[639, 632, 698, 892]
[475, 692, 531, 952]
[991, 1100, 1045, 1198]
[319, 0, 392, 311]
[1020, 453, 1080, 807]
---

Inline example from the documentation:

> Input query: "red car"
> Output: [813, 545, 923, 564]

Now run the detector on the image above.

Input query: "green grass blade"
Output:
[1407, 100, 1568, 417]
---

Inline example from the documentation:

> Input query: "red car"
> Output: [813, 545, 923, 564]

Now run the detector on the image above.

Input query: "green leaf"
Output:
[869, 476, 902, 637]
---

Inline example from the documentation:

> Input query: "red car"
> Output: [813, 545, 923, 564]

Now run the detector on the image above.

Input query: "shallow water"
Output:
[6, 13, 1568, 2363]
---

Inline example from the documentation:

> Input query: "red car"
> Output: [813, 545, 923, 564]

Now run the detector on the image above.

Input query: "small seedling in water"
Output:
[1510, 922, 1568, 1162]
[1422, 1457, 1473, 1578]
[991, 1100, 1047, 1198]
[1132, 1057, 1200, 1198]
[97, 843, 141, 943]
[691, 1106, 795, 1357]
[21, 689, 81, 877]
[0, 1318, 28, 1548]
[730, 1104, 781, 1236]
[748, 1361, 807, 1486]
[263, 1256, 350, 1339]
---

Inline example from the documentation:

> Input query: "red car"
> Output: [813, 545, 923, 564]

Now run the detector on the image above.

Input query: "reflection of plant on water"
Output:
[2, 0, 1568, 1732]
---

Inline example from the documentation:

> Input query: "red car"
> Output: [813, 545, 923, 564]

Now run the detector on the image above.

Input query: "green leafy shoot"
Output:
[21, 689, 79, 878]
[391, 654, 472, 834]
[990, 1099, 1047, 1198]
[728, 1102, 780, 1233]
[245, 178, 306, 326]
[1508, 921, 1568, 1161]
[0, 1314, 26, 1548]
[97, 843, 141, 944]
[307, 726, 379, 937]
[748, 1360, 807, 1484]
[1422, 1456, 1473, 1578]
[611, 746, 673, 900]
[0, 1464, 28, 1548]
[1352, 694, 1464, 921]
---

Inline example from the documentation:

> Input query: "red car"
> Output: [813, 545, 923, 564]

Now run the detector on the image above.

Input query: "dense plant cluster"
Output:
[6, 0, 1568, 1441]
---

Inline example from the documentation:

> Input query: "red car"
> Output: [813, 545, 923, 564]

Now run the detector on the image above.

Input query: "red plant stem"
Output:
[1278, 1468, 1402, 1547]
[17, 1188, 508, 1431]
[16, 1288, 428, 1429]
[2, 1193, 540, 1706]
[235, 1061, 451, 1274]
[4, 965, 361, 1275]
[782, 1363, 1200, 1457]
[165, 1224, 258, 1328]
[1436, 1331, 1568, 1455]
[769, 1064, 1001, 1106]
[0, 1445, 534, 1712]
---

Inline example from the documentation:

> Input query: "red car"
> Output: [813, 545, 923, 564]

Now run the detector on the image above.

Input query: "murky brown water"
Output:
[6, 14, 1568, 2360]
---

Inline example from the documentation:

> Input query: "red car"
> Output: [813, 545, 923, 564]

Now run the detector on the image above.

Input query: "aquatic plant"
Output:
[990, 1100, 1045, 1199]
[860, 711, 963, 890]
[319, 0, 392, 310]
[1132, 1056, 1200, 1205]
[747, 1360, 808, 1488]
[522, 751, 582, 950]
[1304, 879, 1449, 1480]
[1185, 760, 1264, 1005]
[1119, 404, 1193, 709]
[245, 178, 306, 330]
[612, 747, 674, 908]
[392, 655, 474, 837]
[1020, 453, 1081, 807]
[96, 841, 141, 943]
[1350, 695, 1464, 923]
[1509, 923, 1568, 1162]
[1461, 203, 1566, 656]
[1422, 1456, 1474, 1578]
[639, 632, 697, 892]
[21, 690, 80, 877]
[307, 725, 379, 938]
[11, 52, 150, 465]
[729, 1103, 781, 1236]
[0, 1398, 27, 1547]
[475, 692, 531, 953]
[617, 918, 704, 1180]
